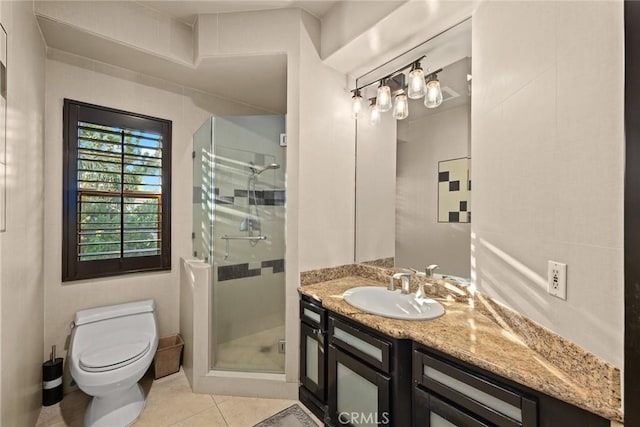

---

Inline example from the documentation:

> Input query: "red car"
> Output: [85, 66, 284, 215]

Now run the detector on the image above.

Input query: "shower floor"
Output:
[213, 325, 285, 373]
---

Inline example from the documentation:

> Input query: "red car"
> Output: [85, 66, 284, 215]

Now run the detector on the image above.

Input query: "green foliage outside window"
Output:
[76, 122, 163, 261]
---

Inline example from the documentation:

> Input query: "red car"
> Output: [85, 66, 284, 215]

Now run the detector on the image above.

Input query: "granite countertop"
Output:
[298, 276, 623, 423]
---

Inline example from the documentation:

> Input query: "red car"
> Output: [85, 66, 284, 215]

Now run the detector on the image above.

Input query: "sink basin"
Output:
[433, 273, 470, 285]
[343, 286, 445, 321]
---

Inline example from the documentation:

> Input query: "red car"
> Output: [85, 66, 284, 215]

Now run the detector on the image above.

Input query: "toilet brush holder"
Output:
[42, 345, 63, 406]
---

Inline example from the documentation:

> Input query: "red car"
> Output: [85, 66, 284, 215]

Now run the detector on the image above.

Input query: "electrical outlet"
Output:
[547, 261, 567, 300]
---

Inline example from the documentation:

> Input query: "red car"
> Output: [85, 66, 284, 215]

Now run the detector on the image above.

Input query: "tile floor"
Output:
[36, 369, 321, 427]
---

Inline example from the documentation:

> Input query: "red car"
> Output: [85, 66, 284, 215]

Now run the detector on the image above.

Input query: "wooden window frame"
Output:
[62, 99, 172, 281]
[626, 1, 640, 424]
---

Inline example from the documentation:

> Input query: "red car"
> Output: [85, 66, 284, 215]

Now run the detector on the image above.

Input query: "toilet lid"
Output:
[79, 338, 151, 372]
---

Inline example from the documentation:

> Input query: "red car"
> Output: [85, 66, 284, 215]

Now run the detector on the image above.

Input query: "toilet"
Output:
[69, 299, 159, 427]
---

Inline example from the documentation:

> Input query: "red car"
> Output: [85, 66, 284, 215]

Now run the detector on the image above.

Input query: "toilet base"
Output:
[84, 383, 146, 427]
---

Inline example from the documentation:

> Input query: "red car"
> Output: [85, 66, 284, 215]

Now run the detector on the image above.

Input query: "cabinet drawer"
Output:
[329, 316, 391, 373]
[300, 299, 326, 329]
[414, 386, 493, 427]
[413, 351, 537, 427]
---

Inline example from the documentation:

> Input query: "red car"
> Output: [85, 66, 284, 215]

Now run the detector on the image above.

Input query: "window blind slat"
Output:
[78, 151, 121, 158]
[123, 170, 162, 178]
[123, 152, 163, 161]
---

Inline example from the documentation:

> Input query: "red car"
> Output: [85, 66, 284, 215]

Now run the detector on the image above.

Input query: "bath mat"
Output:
[253, 404, 318, 427]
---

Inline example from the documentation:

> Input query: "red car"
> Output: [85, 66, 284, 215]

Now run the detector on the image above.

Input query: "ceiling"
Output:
[37, 16, 288, 113]
[138, 0, 340, 25]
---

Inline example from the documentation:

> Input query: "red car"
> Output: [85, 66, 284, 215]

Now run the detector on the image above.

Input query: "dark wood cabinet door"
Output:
[328, 345, 391, 426]
[300, 321, 326, 401]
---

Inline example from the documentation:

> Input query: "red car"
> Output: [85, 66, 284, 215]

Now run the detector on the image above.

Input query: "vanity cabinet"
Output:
[299, 295, 612, 427]
[412, 344, 609, 427]
[299, 296, 328, 422]
[326, 314, 412, 426]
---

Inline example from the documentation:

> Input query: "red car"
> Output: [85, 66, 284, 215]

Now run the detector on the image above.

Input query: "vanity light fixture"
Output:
[407, 61, 426, 99]
[376, 79, 393, 112]
[351, 89, 364, 119]
[424, 72, 443, 108]
[393, 92, 409, 120]
[351, 53, 447, 123]
[369, 100, 381, 126]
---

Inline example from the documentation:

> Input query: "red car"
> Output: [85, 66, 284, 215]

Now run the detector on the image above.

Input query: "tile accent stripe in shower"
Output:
[193, 187, 286, 206]
[218, 259, 285, 281]
[234, 189, 286, 206]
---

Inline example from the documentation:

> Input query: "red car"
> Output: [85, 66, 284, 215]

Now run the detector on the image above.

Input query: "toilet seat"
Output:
[79, 337, 151, 373]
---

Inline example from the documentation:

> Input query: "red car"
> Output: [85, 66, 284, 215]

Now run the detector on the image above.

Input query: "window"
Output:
[62, 99, 171, 281]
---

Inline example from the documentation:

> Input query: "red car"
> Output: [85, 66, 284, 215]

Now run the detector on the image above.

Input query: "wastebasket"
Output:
[153, 334, 184, 379]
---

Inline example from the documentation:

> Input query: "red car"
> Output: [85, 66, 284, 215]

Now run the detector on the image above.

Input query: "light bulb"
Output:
[376, 80, 392, 112]
[351, 90, 364, 119]
[407, 63, 426, 99]
[370, 103, 381, 126]
[393, 92, 409, 120]
[424, 75, 443, 108]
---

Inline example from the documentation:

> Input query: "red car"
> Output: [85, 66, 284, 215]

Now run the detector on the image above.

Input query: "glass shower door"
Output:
[193, 119, 214, 264]
[193, 115, 286, 374]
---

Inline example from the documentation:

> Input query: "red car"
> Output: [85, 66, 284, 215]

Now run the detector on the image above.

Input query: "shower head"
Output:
[253, 163, 281, 175]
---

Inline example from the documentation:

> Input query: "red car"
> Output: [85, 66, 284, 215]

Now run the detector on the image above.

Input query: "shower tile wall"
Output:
[218, 259, 285, 281]
[213, 148, 285, 350]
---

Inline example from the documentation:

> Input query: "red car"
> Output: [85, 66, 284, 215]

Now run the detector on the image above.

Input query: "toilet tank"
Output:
[74, 299, 155, 326]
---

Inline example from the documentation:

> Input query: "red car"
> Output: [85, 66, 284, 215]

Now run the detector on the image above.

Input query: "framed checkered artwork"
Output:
[438, 157, 471, 223]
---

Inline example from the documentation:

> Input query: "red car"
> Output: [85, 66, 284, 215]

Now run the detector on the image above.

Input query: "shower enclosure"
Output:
[193, 115, 286, 374]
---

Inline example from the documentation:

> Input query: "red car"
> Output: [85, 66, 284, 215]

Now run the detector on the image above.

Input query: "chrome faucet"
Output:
[389, 272, 411, 294]
[426, 264, 440, 278]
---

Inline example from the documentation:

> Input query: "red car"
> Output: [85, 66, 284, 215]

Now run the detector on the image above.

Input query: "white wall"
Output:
[35, 0, 194, 64]
[355, 112, 396, 263]
[320, 1, 407, 59]
[43, 49, 267, 390]
[189, 13, 307, 382]
[222, 8, 357, 385]
[329, 0, 623, 372]
[396, 103, 471, 277]
[298, 22, 356, 270]
[36, 4, 356, 389]
[0, 1, 46, 425]
[193, 8, 356, 384]
[472, 1, 624, 368]
[323, 1, 478, 77]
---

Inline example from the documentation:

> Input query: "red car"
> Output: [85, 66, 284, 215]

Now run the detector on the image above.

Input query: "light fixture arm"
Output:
[353, 55, 426, 94]
[425, 68, 443, 80]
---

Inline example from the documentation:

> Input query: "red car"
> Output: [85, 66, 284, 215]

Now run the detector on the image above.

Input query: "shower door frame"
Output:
[189, 115, 297, 399]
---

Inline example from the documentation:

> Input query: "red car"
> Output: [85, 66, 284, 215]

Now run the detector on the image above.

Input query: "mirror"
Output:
[355, 20, 472, 280]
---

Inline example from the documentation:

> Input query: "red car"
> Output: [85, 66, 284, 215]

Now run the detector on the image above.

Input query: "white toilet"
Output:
[69, 299, 159, 427]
